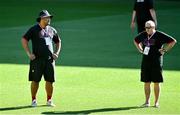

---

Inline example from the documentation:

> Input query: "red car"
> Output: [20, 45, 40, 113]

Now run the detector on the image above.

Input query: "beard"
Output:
[47, 20, 51, 25]
[44, 19, 51, 26]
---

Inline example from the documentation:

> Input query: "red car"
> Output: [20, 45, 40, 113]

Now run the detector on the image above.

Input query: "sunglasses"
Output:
[145, 27, 152, 29]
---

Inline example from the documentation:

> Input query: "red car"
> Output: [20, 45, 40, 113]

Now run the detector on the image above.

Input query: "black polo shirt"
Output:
[23, 24, 60, 59]
[134, 31, 175, 67]
[134, 0, 154, 23]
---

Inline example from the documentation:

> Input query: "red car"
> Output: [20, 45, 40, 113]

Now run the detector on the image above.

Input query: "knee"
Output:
[46, 81, 53, 85]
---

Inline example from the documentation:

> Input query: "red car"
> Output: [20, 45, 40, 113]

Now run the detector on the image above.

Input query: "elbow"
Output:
[173, 40, 177, 46]
[168, 40, 177, 47]
[172, 39, 177, 44]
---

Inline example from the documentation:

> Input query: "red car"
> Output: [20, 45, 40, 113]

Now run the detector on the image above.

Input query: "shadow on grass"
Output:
[0, 105, 47, 111]
[42, 106, 141, 114]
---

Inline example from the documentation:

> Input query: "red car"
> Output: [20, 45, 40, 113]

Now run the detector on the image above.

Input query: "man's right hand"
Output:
[28, 53, 36, 60]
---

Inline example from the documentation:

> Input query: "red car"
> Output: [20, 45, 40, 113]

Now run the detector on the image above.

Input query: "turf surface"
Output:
[0, 64, 180, 114]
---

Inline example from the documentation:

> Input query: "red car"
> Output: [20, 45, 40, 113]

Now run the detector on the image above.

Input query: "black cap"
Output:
[36, 10, 53, 22]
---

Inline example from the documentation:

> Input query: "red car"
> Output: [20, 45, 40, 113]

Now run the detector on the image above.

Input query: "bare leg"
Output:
[154, 83, 160, 106]
[45, 81, 53, 101]
[31, 81, 39, 100]
[144, 82, 151, 104]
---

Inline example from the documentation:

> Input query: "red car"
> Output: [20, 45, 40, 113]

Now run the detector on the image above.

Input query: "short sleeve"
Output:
[159, 32, 176, 44]
[134, 32, 145, 44]
[52, 28, 61, 43]
[23, 27, 33, 41]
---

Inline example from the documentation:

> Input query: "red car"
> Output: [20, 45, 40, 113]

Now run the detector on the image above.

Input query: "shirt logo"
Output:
[143, 39, 155, 46]
[39, 27, 54, 38]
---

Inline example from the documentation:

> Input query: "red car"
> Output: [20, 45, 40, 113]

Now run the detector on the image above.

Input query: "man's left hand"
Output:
[159, 48, 166, 55]
[52, 53, 58, 60]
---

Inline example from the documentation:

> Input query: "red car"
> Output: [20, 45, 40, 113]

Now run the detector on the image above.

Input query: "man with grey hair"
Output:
[134, 20, 176, 108]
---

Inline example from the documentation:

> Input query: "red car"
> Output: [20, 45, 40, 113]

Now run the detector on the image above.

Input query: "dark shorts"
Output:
[29, 57, 55, 82]
[141, 65, 163, 83]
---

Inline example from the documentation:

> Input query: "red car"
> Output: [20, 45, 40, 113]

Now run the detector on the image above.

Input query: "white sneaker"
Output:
[154, 103, 160, 108]
[47, 99, 55, 107]
[140, 103, 150, 107]
[31, 99, 37, 107]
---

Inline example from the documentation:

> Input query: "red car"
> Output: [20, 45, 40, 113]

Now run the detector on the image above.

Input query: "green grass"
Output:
[0, 64, 180, 114]
[0, 12, 180, 69]
[0, 0, 180, 114]
[0, 0, 133, 27]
